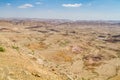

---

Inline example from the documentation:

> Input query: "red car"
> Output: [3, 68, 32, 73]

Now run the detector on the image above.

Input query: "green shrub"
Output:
[0, 46, 5, 52]
[12, 46, 19, 51]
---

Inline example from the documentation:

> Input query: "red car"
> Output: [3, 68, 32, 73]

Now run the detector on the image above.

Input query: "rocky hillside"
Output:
[0, 19, 120, 80]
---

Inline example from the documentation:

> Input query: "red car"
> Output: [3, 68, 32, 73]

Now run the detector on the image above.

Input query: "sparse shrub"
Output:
[81, 78, 90, 80]
[31, 50, 35, 55]
[117, 52, 120, 58]
[12, 46, 19, 51]
[0, 46, 5, 52]
[59, 40, 70, 47]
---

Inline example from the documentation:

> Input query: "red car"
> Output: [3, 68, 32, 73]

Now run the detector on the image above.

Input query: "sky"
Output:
[0, 0, 120, 20]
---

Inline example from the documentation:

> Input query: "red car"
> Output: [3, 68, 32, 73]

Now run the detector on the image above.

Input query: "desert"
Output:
[0, 19, 120, 80]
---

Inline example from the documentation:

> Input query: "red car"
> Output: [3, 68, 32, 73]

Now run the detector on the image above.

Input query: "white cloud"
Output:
[35, 2, 42, 5]
[18, 4, 34, 8]
[6, 3, 11, 6]
[62, 3, 82, 8]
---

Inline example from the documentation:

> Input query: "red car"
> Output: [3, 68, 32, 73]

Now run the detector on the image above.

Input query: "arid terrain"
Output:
[0, 19, 120, 80]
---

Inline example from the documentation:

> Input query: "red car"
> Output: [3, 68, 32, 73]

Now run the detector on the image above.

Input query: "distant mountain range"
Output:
[0, 18, 120, 26]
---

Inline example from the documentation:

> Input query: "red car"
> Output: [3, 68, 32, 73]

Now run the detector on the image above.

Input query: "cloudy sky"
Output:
[0, 0, 120, 20]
